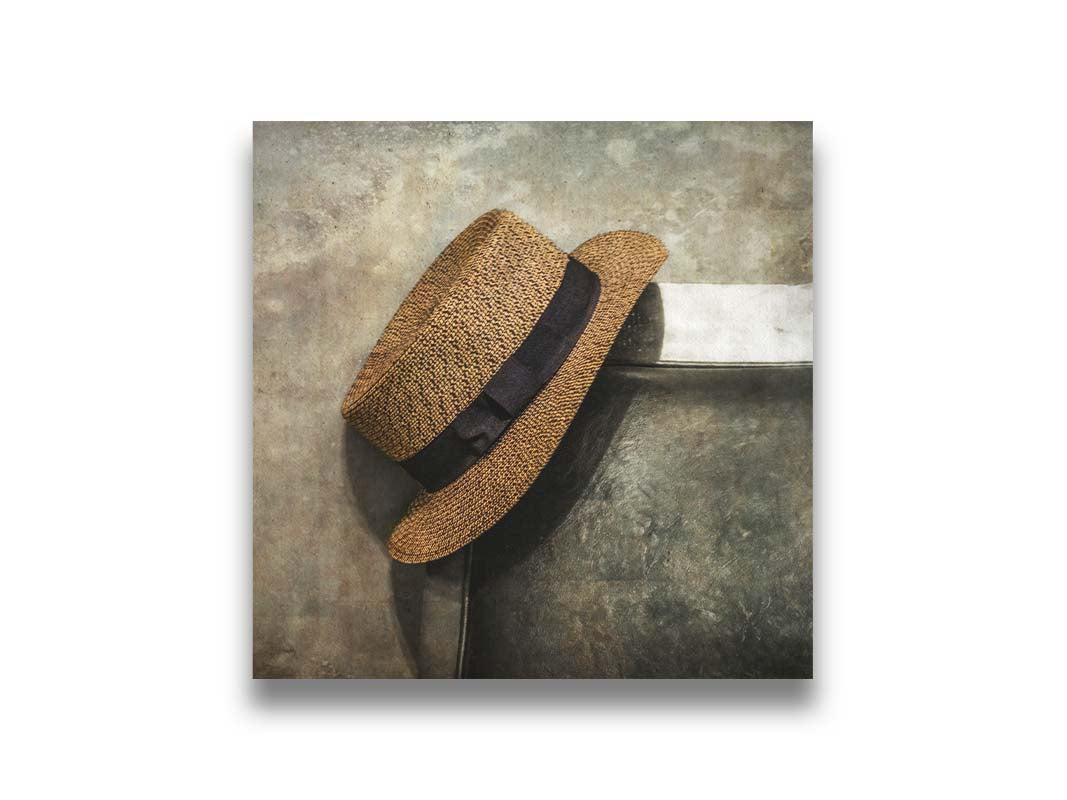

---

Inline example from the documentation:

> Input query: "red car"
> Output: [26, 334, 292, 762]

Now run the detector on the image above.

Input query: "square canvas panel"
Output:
[253, 121, 812, 678]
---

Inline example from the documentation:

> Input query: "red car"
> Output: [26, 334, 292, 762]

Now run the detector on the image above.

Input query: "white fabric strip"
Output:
[655, 283, 812, 365]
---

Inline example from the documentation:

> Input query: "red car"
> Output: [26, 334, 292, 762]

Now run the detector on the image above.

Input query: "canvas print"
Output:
[253, 121, 812, 678]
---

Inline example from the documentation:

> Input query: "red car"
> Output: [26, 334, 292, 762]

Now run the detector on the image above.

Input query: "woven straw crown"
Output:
[341, 210, 570, 461]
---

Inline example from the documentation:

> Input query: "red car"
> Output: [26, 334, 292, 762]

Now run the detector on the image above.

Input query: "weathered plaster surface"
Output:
[465, 368, 813, 678]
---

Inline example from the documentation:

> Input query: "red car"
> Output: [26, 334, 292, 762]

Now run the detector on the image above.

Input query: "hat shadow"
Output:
[343, 282, 664, 677]
[460, 284, 664, 666]
[344, 423, 462, 678]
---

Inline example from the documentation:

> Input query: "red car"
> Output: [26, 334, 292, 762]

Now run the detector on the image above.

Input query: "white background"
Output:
[3, 2, 1065, 797]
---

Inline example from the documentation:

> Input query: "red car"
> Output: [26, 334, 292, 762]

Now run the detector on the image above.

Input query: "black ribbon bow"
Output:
[401, 258, 601, 491]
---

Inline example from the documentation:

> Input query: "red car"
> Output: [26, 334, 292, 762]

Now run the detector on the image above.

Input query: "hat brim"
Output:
[387, 230, 668, 563]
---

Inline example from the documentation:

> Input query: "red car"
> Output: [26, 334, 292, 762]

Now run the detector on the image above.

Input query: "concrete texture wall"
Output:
[464, 367, 813, 678]
[253, 121, 812, 678]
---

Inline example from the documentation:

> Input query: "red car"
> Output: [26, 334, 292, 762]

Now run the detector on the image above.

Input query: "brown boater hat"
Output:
[341, 210, 667, 563]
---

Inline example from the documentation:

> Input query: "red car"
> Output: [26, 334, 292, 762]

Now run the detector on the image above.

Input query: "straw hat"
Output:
[341, 210, 667, 563]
